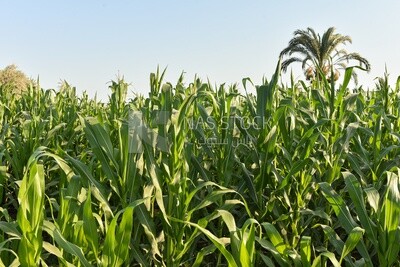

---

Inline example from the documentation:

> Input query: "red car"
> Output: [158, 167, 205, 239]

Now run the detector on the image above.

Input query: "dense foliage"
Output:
[0, 64, 399, 266]
[0, 65, 32, 96]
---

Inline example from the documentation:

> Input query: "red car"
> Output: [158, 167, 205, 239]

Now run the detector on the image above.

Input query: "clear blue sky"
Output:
[2, 1, 400, 100]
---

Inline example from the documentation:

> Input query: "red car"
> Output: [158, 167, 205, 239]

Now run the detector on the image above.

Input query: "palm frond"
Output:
[326, 35, 352, 56]
[301, 55, 313, 70]
[320, 27, 337, 60]
[281, 57, 303, 72]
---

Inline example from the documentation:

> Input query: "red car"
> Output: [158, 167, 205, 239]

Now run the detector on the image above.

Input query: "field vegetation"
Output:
[0, 28, 399, 266]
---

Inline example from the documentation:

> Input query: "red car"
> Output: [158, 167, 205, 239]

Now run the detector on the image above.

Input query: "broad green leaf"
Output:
[343, 172, 377, 245]
[0, 222, 21, 238]
[320, 251, 340, 267]
[256, 237, 290, 266]
[319, 224, 344, 257]
[299, 236, 311, 267]
[319, 182, 372, 265]
[42, 241, 74, 267]
[340, 227, 364, 264]
[17, 162, 45, 267]
[83, 118, 121, 197]
[379, 171, 400, 266]
[173, 218, 238, 267]
[43, 220, 93, 267]
[192, 245, 216, 267]
[67, 156, 113, 217]
[259, 253, 276, 267]
[262, 223, 286, 254]
[83, 189, 99, 258]
[319, 183, 357, 232]
[102, 199, 144, 267]
[364, 187, 379, 213]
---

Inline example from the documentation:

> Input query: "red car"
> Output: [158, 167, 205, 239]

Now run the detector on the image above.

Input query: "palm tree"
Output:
[280, 27, 371, 84]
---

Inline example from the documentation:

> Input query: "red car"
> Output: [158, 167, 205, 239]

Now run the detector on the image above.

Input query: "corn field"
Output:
[0, 63, 399, 266]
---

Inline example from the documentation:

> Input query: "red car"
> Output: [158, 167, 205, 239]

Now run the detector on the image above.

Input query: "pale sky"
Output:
[2, 1, 399, 100]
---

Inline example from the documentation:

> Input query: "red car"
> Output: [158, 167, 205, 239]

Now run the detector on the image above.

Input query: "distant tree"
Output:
[0, 64, 31, 95]
[280, 27, 371, 84]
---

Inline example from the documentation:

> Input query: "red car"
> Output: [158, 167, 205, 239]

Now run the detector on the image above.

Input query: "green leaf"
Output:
[17, 162, 45, 267]
[320, 251, 340, 267]
[241, 219, 257, 266]
[256, 237, 290, 266]
[379, 171, 400, 266]
[299, 236, 311, 267]
[42, 241, 74, 267]
[262, 223, 286, 254]
[43, 220, 93, 267]
[259, 253, 276, 267]
[192, 245, 216, 267]
[83, 189, 99, 257]
[67, 156, 113, 217]
[364, 187, 379, 213]
[102, 199, 144, 267]
[340, 227, 364, 264]
[82, 118, 121, 197]
[173, 218, 238, 267]
[279, 158, 312, 190]
[319, 224, 344, 257]
[319, 182, 372, 265]
[319, 183, 357, 232]
[0, 222, 21, 238]
[343, 172, 377, 245]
